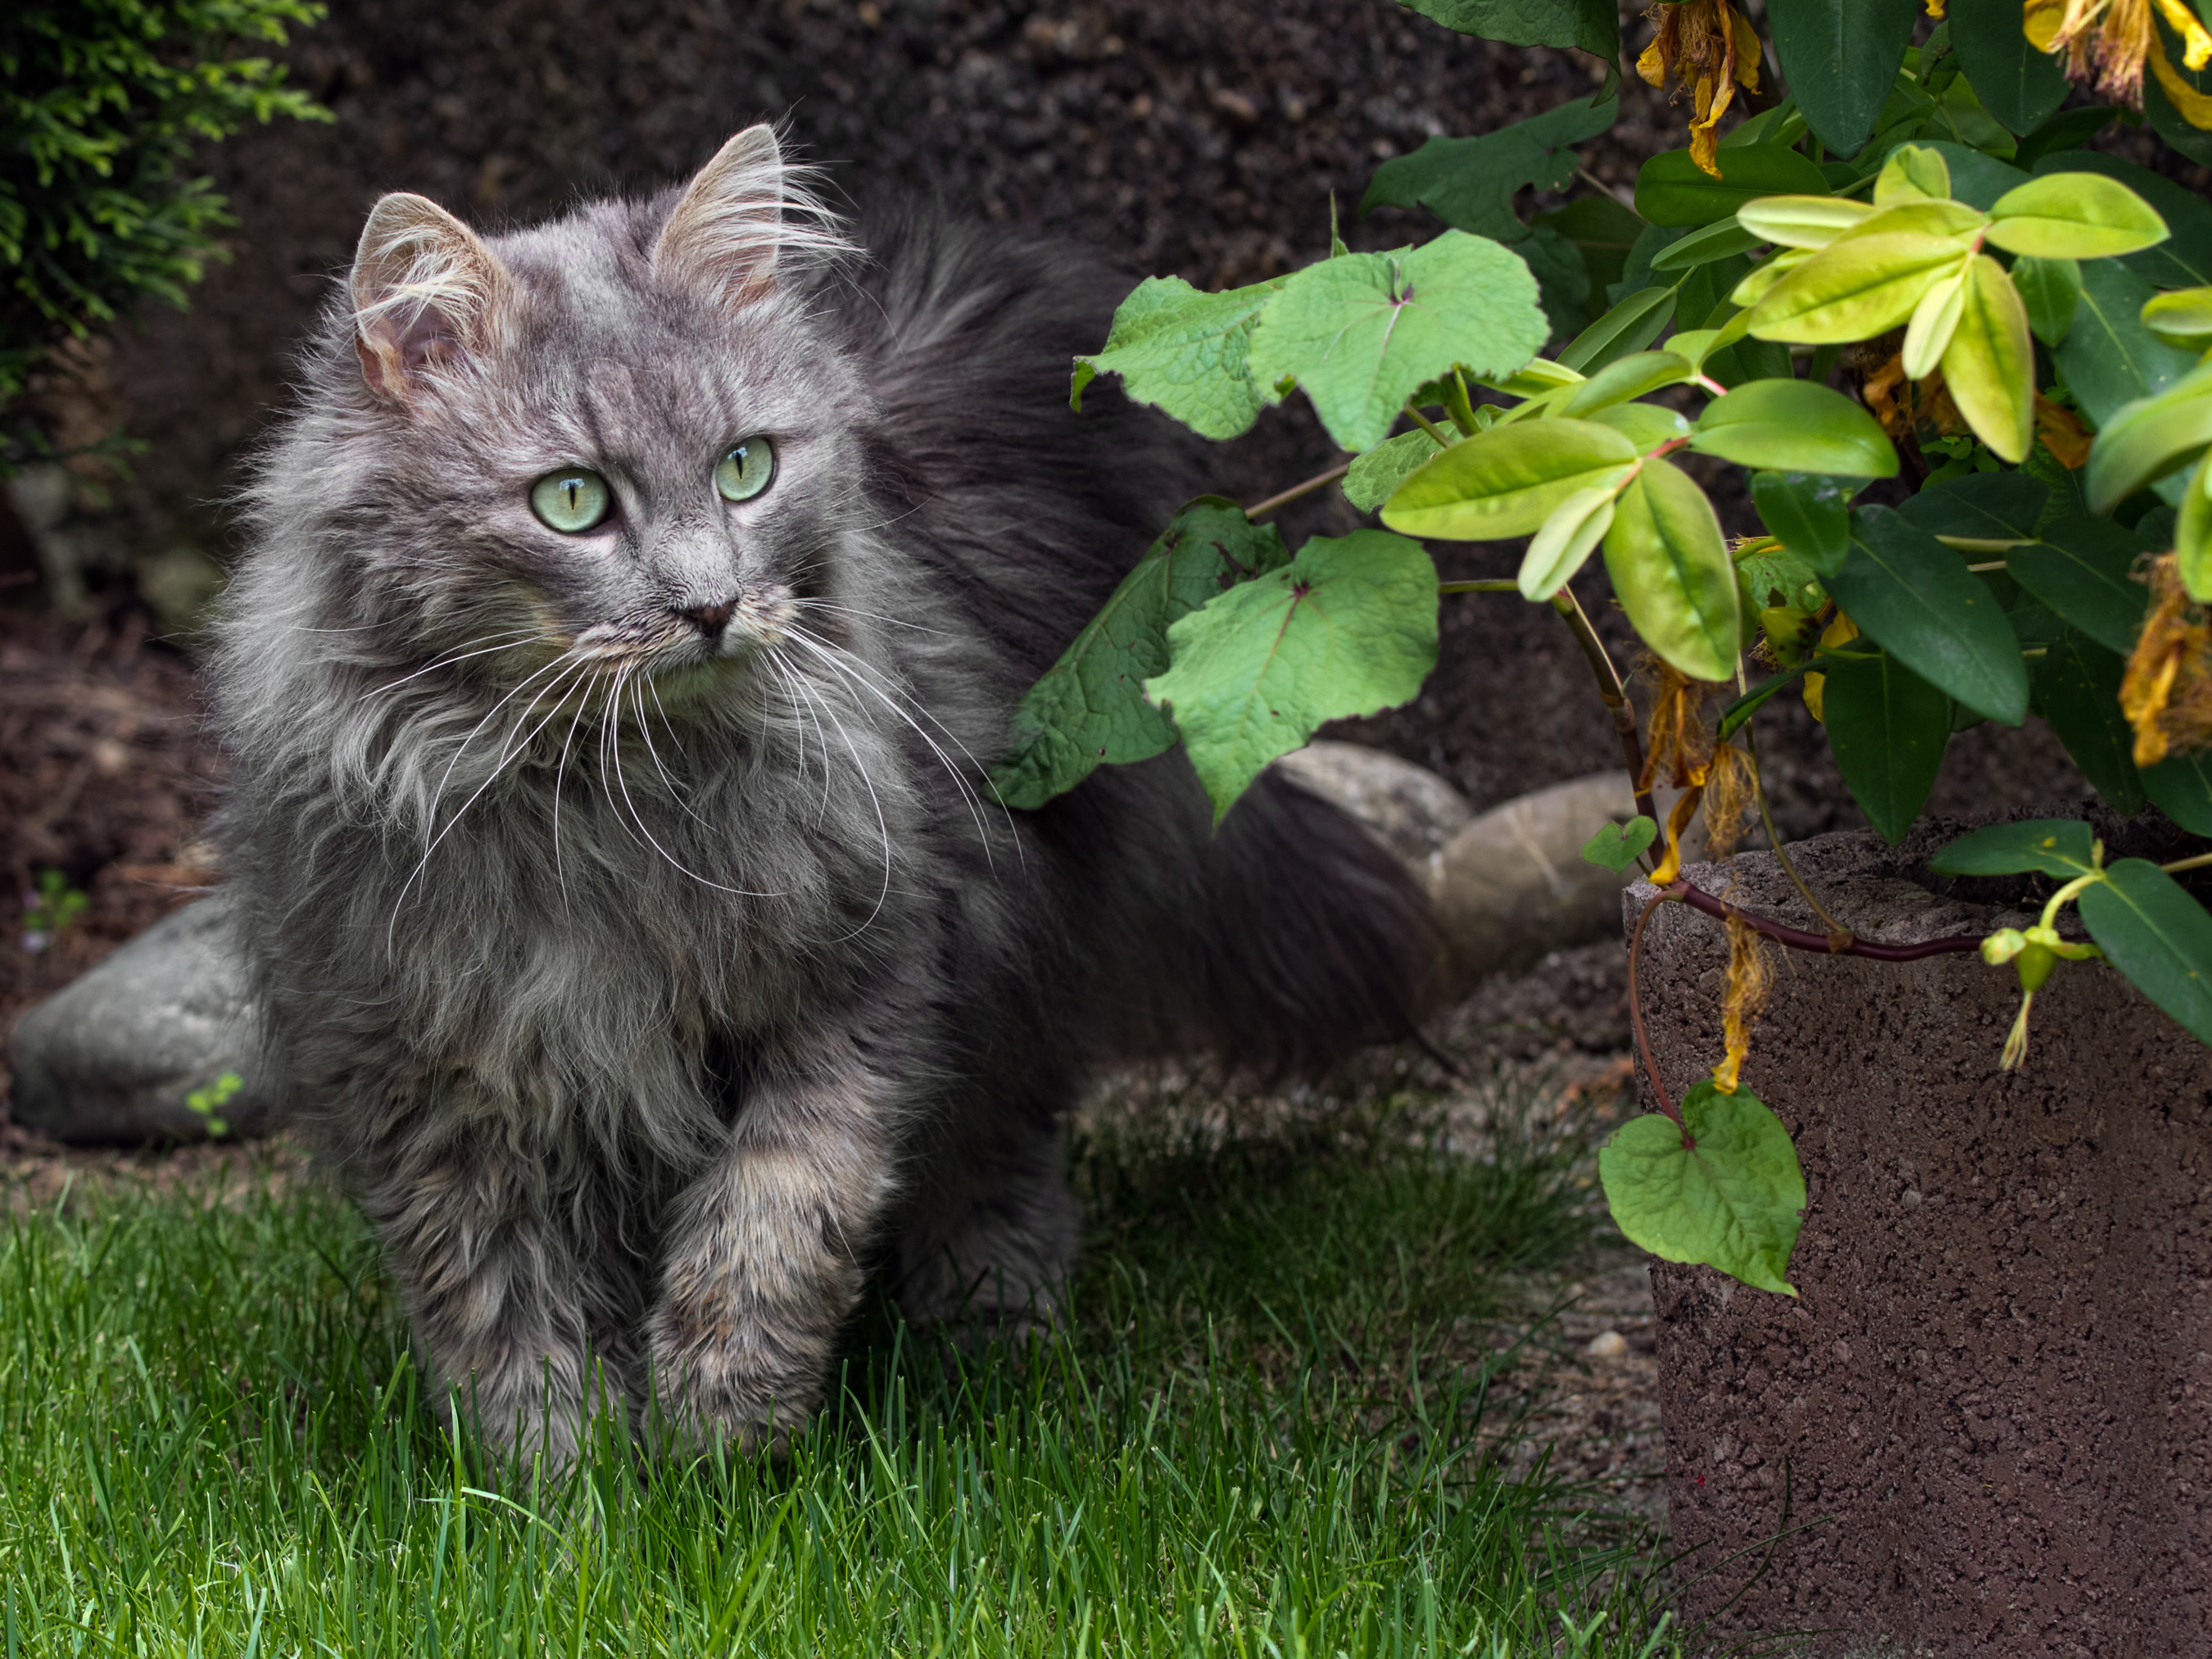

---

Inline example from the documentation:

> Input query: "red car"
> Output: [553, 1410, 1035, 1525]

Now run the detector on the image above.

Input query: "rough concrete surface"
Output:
[1627, 821, 2212, 1656]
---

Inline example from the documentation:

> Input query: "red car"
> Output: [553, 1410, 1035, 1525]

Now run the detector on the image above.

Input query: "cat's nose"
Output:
[681, 598, 737, 635]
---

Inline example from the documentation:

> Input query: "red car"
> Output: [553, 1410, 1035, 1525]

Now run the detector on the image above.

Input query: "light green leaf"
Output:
[2180, 448, 2212, 602]
[1752, 471, 1855, 576]
[992, 500, 1293, 809]
[1582, 814, 1657, 874]
[1381, 418, 1639, 540]
[1362, 95, 1620, 241]
[1874, 143, 1952, 206]
[1634, 145, 1834, 229]
[1145, 530, 1440, 823]
[1553, 351, 1695, 417]
[2083, 358, 2212, 513]
[1344, 428, 1452, 514]
[1987, 172, 2172, 261]
[1689, 378, 1900, 478]
[2034, 152, 2212, 290]
[1589, 401, 1692, 450]
[1735, 196, 1874, 251]
[1929, 818, 2099, 878]
[1820, 648, 1953, 842]
[1650, 216, 1768, 273]
[1940, 253, 2035, 464]
[2009, 514, 2151, 656]
[1902, 270, 1965, 380]
[1829, 198, 1991, 247]
[1828, 507, 2030, 724]
[2033, 628, 2146, 815]
[1518, 485, 1618, 601]
[1245, 232, 1548, 451]
[1598, 1080, 1806, 1297]
[1557, 286, 1678, 374]
[2078, 860, 2212, 1047]
[1747, 233, 1969, 344]
[2014, 256, 2083, 347]
[2144, 286, 2212, 352]
[1601, 457, 1740, 682]
[2056, 257, 2201, 428]
[1071, 275, 1282, 441]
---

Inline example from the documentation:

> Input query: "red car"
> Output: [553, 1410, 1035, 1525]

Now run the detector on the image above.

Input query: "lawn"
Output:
[0, 1070, 1681, 1657]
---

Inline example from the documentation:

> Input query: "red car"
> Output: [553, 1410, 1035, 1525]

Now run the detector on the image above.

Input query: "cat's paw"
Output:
[641, 1307, 818, 1461]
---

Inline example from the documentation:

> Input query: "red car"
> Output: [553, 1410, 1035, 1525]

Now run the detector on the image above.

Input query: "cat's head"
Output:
[305, 124, 868, 714]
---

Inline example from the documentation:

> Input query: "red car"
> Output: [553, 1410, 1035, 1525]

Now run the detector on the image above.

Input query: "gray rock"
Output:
[1272, 740, 1476, 866]
[7, 895, 272, 1145]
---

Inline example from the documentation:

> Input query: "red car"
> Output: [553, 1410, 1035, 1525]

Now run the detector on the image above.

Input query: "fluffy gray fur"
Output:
[208, 125, 1438, 1471]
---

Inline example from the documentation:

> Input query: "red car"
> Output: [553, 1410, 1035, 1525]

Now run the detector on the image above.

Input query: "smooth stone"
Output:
[7, 895, 272, 1145]
[1272, 740, 1476, 867]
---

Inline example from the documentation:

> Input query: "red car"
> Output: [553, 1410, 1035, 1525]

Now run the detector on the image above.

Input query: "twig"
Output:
[1628, 891, 1685, 1132]
[1244, 462, 1352, 520]
[1403, 401, 1453, 447]
[1549, 587, 1658, 825]
[1666, 878, 1982, 960]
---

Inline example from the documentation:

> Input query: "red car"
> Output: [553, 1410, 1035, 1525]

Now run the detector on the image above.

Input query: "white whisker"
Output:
[362, 629, 546, 699]
[604, 664, 779, 899]
[801, 680, 895, 942]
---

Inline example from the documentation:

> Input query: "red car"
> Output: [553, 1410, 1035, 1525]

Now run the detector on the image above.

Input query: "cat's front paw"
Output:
[642, 1304, 823, 1460]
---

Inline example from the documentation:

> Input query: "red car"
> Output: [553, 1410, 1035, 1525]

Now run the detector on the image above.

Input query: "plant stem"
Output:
[1743, 728, 1854, 946]
[1245, 463, 1352, 520]
[1404, 402, 1453, 447]
[1548, 587, 1658, 825]
[1665, 878, 1983, 959]
[1438, 579, 1520, 594]
[2164, 849, 2212, 875]
[1628, 891, 1684, 1131]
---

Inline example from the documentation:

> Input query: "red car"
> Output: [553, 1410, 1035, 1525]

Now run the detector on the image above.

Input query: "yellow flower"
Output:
[2024, 0, 2212, 122]
[1639, 1, 1764, 177]
[2120, 551, 2212, 767]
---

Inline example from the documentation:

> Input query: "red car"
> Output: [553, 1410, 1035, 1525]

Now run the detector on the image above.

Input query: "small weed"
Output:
[20, 868, 88, 954]
[185, 1071, 242, 1136]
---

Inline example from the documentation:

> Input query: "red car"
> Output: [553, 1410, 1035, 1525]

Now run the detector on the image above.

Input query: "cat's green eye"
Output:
[714, 437, 775, 503]
[531, 469, 612, 533]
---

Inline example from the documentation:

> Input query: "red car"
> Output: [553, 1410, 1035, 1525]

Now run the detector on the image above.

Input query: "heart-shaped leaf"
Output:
[1582, 814, 1657, 873]
[1072, 276, 1282, 440]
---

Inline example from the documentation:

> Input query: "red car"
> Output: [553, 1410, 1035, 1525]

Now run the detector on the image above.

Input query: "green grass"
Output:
[0, 1076, 1680, 1656]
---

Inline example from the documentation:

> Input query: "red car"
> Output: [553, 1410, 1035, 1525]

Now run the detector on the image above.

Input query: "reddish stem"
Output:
[1628, 891, 1684, 1131]
[1665, 878, 1983, 960]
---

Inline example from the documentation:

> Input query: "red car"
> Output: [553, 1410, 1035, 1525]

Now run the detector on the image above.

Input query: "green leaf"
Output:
[1518, 485, 1618, 601]
[1752, 471, 1855, 576]
[1072, 275, 1282, 441]
[1344, 428, 1451, 513]
[1986, 172, 2171, 260]
[2033, 152, 2212, 288]
[1394, 0, 1620, 55]
[1735, 536, 1827, 614]
[1362, 96, 1621, 242]
[2033, 628, 2146, 815]
[1766, 0, 1922, 156]
[1245, 232, 1549, 452]
[1874, 143, 1952, 206]
[2056, 257, 2202, 428]
[1519, 222, 1595, 341]
[1601, 458, 1741, 682]
[1650, 216, 1768, 274]
[2083, 359, 2212, 513]
[1898, 469, 2048, 550]
[1589, 401, 1693, 451]
[1382, 418, 1639, 540]
[2078, 860, 2212, 1046]
[1598, 1081, 1806, 1298]
[2180, 449, 2212, 604]
[1534, 193, 1647, 301]
[1557, 286, 1678, 374]
[2144, 750, 2212, 836]
[2013, 255, 2082, 347]
[1940, 253, 2035, 463]
[1735, 195, 1876, 250]
[2146, 14, 2212, 169]
[2014, 105, 2129, 169]
[991, 499, 1292, 808]
[1145, 530, 1440, 823]
[1634, 145, 1834, 229]
[2008, 516, 2151, 656]
[2143, 287, 2212, 353]
[1829, 507, 2030, 724]
[1582, 815, 1657, 873]
[1948, 0, 2071, 133]
[1929, 817, 2099, 878]
[1552, 351, 1695, 418]
[1747, 233, 1969, 344]
[1820, 647, 1953, 842]
[1689, 378, 1899, 478]
[1915, 141, 2032, 211]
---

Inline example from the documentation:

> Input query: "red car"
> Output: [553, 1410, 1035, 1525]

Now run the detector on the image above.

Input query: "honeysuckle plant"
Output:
[997, 0, 2212, 1299]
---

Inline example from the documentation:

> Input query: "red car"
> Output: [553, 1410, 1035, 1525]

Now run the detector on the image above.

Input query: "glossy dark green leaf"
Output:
[1929, 817, 2099, 878]
[1690, 379, 1898, 478]
[2013, 255, 2082, 347]
[1634, 145, 1833, 229]
[1394, 0, 1620, 54]
[1557, 285, 1678, 374]
[2145, 28, 2212, 170]
[2078, 859, 2212, 1046]
[2033, 628, 2146, 815]
[1752, 471, 1855, 577]
[1520, 222, 1594, 340]
[2034, 151, 2212, 288]
[1534, 193, 1646, 298]
[1897, 470, 2048, 549]
[1598, 1081, 1806, 1298]
[2055, 257, 2201, 428]
[2008, 516, 2151, 656]
[2013, 106, 2128, 170]
[1829, 507, 2030, 724]
[1820, 648, 1953, 842]
[2144, 750, 2212, 836]
[1362, 95, 1621, 241]
[1601, 457, 1741, 682]
[1948, 0, 2070, 133]
[1767, 0, 1921, 156]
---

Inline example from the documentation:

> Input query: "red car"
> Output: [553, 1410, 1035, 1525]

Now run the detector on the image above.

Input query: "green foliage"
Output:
[1829, 509, 2029, 724]
[1929, 818, 2100, 878]
[1, 0, 329, 409]
[1582, 815, 1657, 873]
[184, 1069, 240, 1135]
[1363, 96, 1619, 245]
[2077, 861, 2212, 1045]
[1764, 0, 1921, 157]
[1070, 276, 1281, 441]
[1821, 648, 1953, 841]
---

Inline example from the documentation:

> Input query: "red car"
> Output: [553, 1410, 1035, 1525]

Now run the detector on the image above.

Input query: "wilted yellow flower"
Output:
[1639, 1, 1764, 176]
[1711, 909, 1774, 1095]
[2034, 392, 2093, 469]
[2024, 0, 2212, 123]
[2121, 551, 2212, 766]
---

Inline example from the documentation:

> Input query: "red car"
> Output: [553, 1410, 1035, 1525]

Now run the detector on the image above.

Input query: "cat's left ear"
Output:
[654, 125, 845, 313]
[348, 193, 514, 404]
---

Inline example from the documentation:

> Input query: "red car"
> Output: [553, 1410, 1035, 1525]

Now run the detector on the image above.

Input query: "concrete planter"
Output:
[1629, 827, 2212, 1657]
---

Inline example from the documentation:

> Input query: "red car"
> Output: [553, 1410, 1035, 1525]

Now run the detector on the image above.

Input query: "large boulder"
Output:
[1272, 739, 1476, 866]
[7, 895, 271, 1144]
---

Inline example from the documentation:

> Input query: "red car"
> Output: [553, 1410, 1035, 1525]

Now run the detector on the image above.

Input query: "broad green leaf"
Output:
[1829, 507, 2030, 724]
[1634, 145, 1834, 229]
[1689, 379, 1899, 478]
[1820, 648, 1953, 841]
[1753, 471, 1855, 576]
[1072, 276, 1281, 440]
[1394, 0, 1620, 55]
[1874, 143, 1951, 206]
[1557, 286, 1678, 374]
[1650, 217, 1768, 274]
[1470, 357, 1586, 397]
[2013, 255, 2083, 347]
[992, 499, 1291, 809]
[1736, 536, 1826, 615]
[1589, 401, 1692, 450]
[2145, 750, 2212, 836]
[1941, 254, 2035, 463]
[1382, 418, 1639, 540]
[1987, 172, 2171, 260]
[1517, 485, 1617, 601]
[2180, 449, 2212, 602]
[1521, 221, 1595, 340]
[2033, 628, 2147, 814]
[1735, 197, 1873, 251]
[2009, 515, 2151, 655]
[1766, 0, 1921, 156]
[1829, 198, 1992, 247]
[1553, 351, 1695, 418]
[1601, 458, 1740, 682]
[1598, 1080, 1806, 1297]
[1898, 469, 2048, 549]
[2146, 23, 2212, 171]
[2083, 359, 2212, 512]
[1363, 96, 1621, 242]
[2033, 152, 2212, 288]
[1747, 233, 1969, 344]
[2143, 287, 2212, 352]
[1929, 818, 2099, 878]
[1730, 249, 1815, 308]
[1145, 530, 1439, 823]
[1902, 271, 1965, 380]
[1344, 428, 1451, 513]
[1949, 0, 2070, 133]
[2078, 859, 2212, 1046]
[2056, 257, 2201, 428]
[1582, 815, 1657, 873]
[2015, 105, 2128, 168]
[1915, 140, 2031, 211]
[1534, 193, 1648, 300]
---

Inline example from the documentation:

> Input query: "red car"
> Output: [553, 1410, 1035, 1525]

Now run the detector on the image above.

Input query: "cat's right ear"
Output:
[348, 193, 513, 404]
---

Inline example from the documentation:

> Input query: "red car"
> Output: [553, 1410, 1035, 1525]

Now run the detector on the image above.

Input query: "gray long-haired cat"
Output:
[209, 125, 1438, 1471]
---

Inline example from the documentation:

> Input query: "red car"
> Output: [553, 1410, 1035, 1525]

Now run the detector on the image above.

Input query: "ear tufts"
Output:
[349, 193, 513, 403]
[652, 124, 851, 314]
